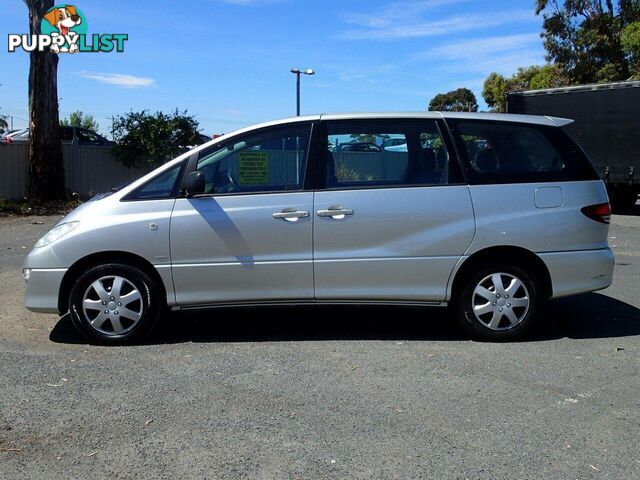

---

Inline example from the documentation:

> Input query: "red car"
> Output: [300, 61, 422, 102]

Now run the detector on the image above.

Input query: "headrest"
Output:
[475, 149, 497, 172]
[418, 148, 436, 171]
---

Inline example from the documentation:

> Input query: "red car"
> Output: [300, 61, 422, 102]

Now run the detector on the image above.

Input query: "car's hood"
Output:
[56, 195, 114, 226]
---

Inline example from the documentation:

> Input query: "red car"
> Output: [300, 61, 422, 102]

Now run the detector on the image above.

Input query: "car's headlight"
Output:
[34, 221, 80, 248]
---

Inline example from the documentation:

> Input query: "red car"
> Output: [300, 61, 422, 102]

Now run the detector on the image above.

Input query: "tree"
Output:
[350, 133, 389, 143]
[482, 65, 567, 112]
[0, 83, 8, 133]
[112, 110, 200, 168]
[61, 111, 100, 132]
[428, 88, 478, 112]
[622, 21, 640, 77]
[482, 73, 510, 113]
[536, 0, 640, 83]
[24, 0, 65, 201]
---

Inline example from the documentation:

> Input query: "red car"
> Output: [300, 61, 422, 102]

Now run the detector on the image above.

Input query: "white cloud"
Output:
[320, 63, 398, 82]
[338, 8, 537, 40]
[414, 33, 546, 76]
[420, 33, 542, 60]
[341, 0, 470, 28]
[77, 72, 156, 88]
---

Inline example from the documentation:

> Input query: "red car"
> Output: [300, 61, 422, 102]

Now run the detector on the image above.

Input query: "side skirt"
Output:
[172, 299, 448, 312]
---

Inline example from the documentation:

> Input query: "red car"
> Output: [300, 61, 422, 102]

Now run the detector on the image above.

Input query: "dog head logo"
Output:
[44, 5, 81, 35]
[41, 4, 87, 53]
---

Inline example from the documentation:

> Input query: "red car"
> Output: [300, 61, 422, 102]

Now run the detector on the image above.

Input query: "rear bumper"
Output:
[23, 268, 67, 314]
[539, 248, 614, 299]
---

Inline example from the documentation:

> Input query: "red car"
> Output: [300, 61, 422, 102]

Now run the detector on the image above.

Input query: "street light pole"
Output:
[290, 67, 315, 116]
[296, 72, 301, 116]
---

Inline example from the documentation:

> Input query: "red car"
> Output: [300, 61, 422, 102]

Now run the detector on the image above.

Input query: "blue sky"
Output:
[0, 0, 547, 137]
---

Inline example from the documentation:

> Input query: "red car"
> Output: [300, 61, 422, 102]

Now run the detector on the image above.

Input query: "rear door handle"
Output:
[272, 208, 310, 222]
[317, 206, 354, 219]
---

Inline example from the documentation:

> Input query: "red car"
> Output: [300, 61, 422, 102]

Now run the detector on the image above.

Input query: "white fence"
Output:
[0, 146, 419, 201]
[333, 151, 408, 181]
[0, 144, 151, 200]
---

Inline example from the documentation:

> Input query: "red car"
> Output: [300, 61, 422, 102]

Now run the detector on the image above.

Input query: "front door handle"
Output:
[272, 208, 310, 222]
[317, 206, 354, 219]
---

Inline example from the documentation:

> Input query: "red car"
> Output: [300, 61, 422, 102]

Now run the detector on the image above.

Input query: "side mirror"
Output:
[183, 171, 206, 197]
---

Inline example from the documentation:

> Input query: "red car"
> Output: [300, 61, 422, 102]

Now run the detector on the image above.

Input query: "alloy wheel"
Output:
[82, 275, 144, 335]
[471, 272, 530, 331]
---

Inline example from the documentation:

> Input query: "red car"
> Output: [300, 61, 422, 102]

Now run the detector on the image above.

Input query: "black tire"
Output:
[69, 263, 163, 345]
[451, 264, 540, 341]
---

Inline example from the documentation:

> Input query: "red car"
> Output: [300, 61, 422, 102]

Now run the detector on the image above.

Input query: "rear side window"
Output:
[324, 119, 461, 189]
[448, 120, 599, 184]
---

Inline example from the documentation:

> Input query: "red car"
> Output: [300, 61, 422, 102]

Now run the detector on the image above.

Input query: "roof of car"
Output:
[318, 112, 574, 127]
[234, 112, 574, 133]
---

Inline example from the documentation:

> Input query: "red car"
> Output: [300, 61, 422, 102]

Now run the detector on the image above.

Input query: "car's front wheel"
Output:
[69, 264, 162, 344]
[452, 264, 540, 341]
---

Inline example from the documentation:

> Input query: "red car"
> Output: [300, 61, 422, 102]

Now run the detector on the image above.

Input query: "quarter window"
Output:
[325, 120, 454, 188]
[196, 125, 311, 194]
[449, 120, 599, 184]
[129, 163, 183, 200]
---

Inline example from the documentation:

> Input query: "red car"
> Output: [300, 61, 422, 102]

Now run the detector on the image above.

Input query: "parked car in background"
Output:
[185, 133, 214, 149]
[338, 142, 382, 152]
[0, 129, 22, 140]
[1, 128, 29, 143]
[63, 126, 114, 146]
[198, 133, 212, 144]
[2, 126, 113, 146]
[383, 137, 407, 148]
[23, 112, 614, 344]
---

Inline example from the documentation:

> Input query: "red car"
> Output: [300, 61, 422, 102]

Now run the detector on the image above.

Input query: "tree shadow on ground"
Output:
[50, 292, 640, 345]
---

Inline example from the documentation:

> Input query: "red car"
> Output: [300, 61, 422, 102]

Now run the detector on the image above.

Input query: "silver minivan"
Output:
[23, 113, 614, 343]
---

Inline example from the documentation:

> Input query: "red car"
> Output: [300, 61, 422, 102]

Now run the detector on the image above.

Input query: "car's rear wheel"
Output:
[452, 264, 540, 341]
[69, 264, 162, 344]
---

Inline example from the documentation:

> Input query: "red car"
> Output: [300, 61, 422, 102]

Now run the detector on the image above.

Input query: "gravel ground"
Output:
[0, 208, 638, 479]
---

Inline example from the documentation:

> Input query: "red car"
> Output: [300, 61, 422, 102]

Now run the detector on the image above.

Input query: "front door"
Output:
[313, 118, 475, 302]
[170, 123, 314, 306]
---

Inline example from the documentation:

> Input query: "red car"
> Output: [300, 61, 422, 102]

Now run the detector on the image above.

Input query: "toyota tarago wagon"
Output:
[23, 113, 614, 343]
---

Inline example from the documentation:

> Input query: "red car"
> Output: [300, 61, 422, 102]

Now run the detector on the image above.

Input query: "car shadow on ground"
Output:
[49, 292, 640, 345]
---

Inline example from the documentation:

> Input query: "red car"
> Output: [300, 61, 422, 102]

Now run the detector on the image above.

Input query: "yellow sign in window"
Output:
[239, 152, 269, 185]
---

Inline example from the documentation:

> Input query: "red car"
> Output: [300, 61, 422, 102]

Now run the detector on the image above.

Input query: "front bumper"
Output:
[23, 268, 67, 314]
[539, 248, 614, 299]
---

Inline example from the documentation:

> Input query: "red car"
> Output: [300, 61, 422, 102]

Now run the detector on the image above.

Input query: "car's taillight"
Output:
[581, 202, 611, 224]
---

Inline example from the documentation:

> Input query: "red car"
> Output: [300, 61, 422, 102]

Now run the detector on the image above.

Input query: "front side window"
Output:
[325, 120, 454, 188]
[195, 124, 311, 194]
[449, 120, 599, 184]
